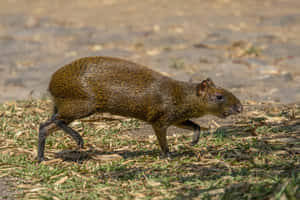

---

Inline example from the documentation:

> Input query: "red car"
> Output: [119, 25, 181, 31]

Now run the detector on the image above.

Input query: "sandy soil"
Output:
[0, 0, 299, 103]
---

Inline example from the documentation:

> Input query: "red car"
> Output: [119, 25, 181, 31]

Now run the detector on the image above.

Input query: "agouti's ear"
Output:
[196, 78, 215, 96]
[205, 78, 215, 87]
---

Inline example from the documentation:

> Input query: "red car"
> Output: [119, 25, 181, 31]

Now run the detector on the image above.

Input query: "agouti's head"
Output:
[196, 78, 243, 118]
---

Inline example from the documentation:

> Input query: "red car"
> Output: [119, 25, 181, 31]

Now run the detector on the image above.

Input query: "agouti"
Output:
[38, 56, 242, 162]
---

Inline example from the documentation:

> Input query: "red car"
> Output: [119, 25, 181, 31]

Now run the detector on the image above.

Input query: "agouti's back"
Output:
[50, 57, 160, 98]
[49, 56, 178, 122]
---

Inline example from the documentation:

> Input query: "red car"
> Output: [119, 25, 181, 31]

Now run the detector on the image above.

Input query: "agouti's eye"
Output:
[215, 94, 224, 102]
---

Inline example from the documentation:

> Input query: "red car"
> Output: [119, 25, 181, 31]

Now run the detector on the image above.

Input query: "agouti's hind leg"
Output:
[38, 115, 83, 162]
[175, 120, 200, 146]
[53, 120, 84, 148]
[53, 99, 97, 149]
[38, 114, 59, 162]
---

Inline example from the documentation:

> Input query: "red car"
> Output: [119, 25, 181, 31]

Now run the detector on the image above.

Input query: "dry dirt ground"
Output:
[0, 0, 300, 198]
[0, 0, 300, 103]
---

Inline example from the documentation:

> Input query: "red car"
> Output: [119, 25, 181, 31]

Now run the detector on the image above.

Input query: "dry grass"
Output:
[0, 99, 299, 199]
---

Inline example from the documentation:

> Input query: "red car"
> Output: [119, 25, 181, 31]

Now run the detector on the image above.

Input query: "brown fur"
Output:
[37, 56, 242, 162]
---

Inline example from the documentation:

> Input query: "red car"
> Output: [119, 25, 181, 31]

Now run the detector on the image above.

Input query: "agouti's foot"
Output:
[166, 152, 173, 159]
[160, 151, 173, 159]
[77, 140, 84, 149]
[37, 157, 48, 163]
[79, 143, 84, 149]
[190, 141, 198, 146]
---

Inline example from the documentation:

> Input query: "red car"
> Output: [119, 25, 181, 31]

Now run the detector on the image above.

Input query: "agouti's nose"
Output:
[235, 104, 243, 113]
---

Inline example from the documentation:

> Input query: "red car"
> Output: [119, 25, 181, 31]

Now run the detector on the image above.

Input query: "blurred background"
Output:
[0, 0, 299, 103]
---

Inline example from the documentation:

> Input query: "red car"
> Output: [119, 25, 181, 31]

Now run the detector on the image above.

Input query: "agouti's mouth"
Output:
[222, 104, 243, 118]
[222, 112, 231, 118]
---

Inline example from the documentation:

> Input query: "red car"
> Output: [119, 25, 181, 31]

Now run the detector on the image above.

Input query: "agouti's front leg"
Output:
[175, 120, 201, 145]
[152, 125, 170, 156]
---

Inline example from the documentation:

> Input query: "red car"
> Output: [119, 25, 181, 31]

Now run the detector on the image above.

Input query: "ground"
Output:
[0, 0, 300, 103]
[0, 0, 299, 199]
